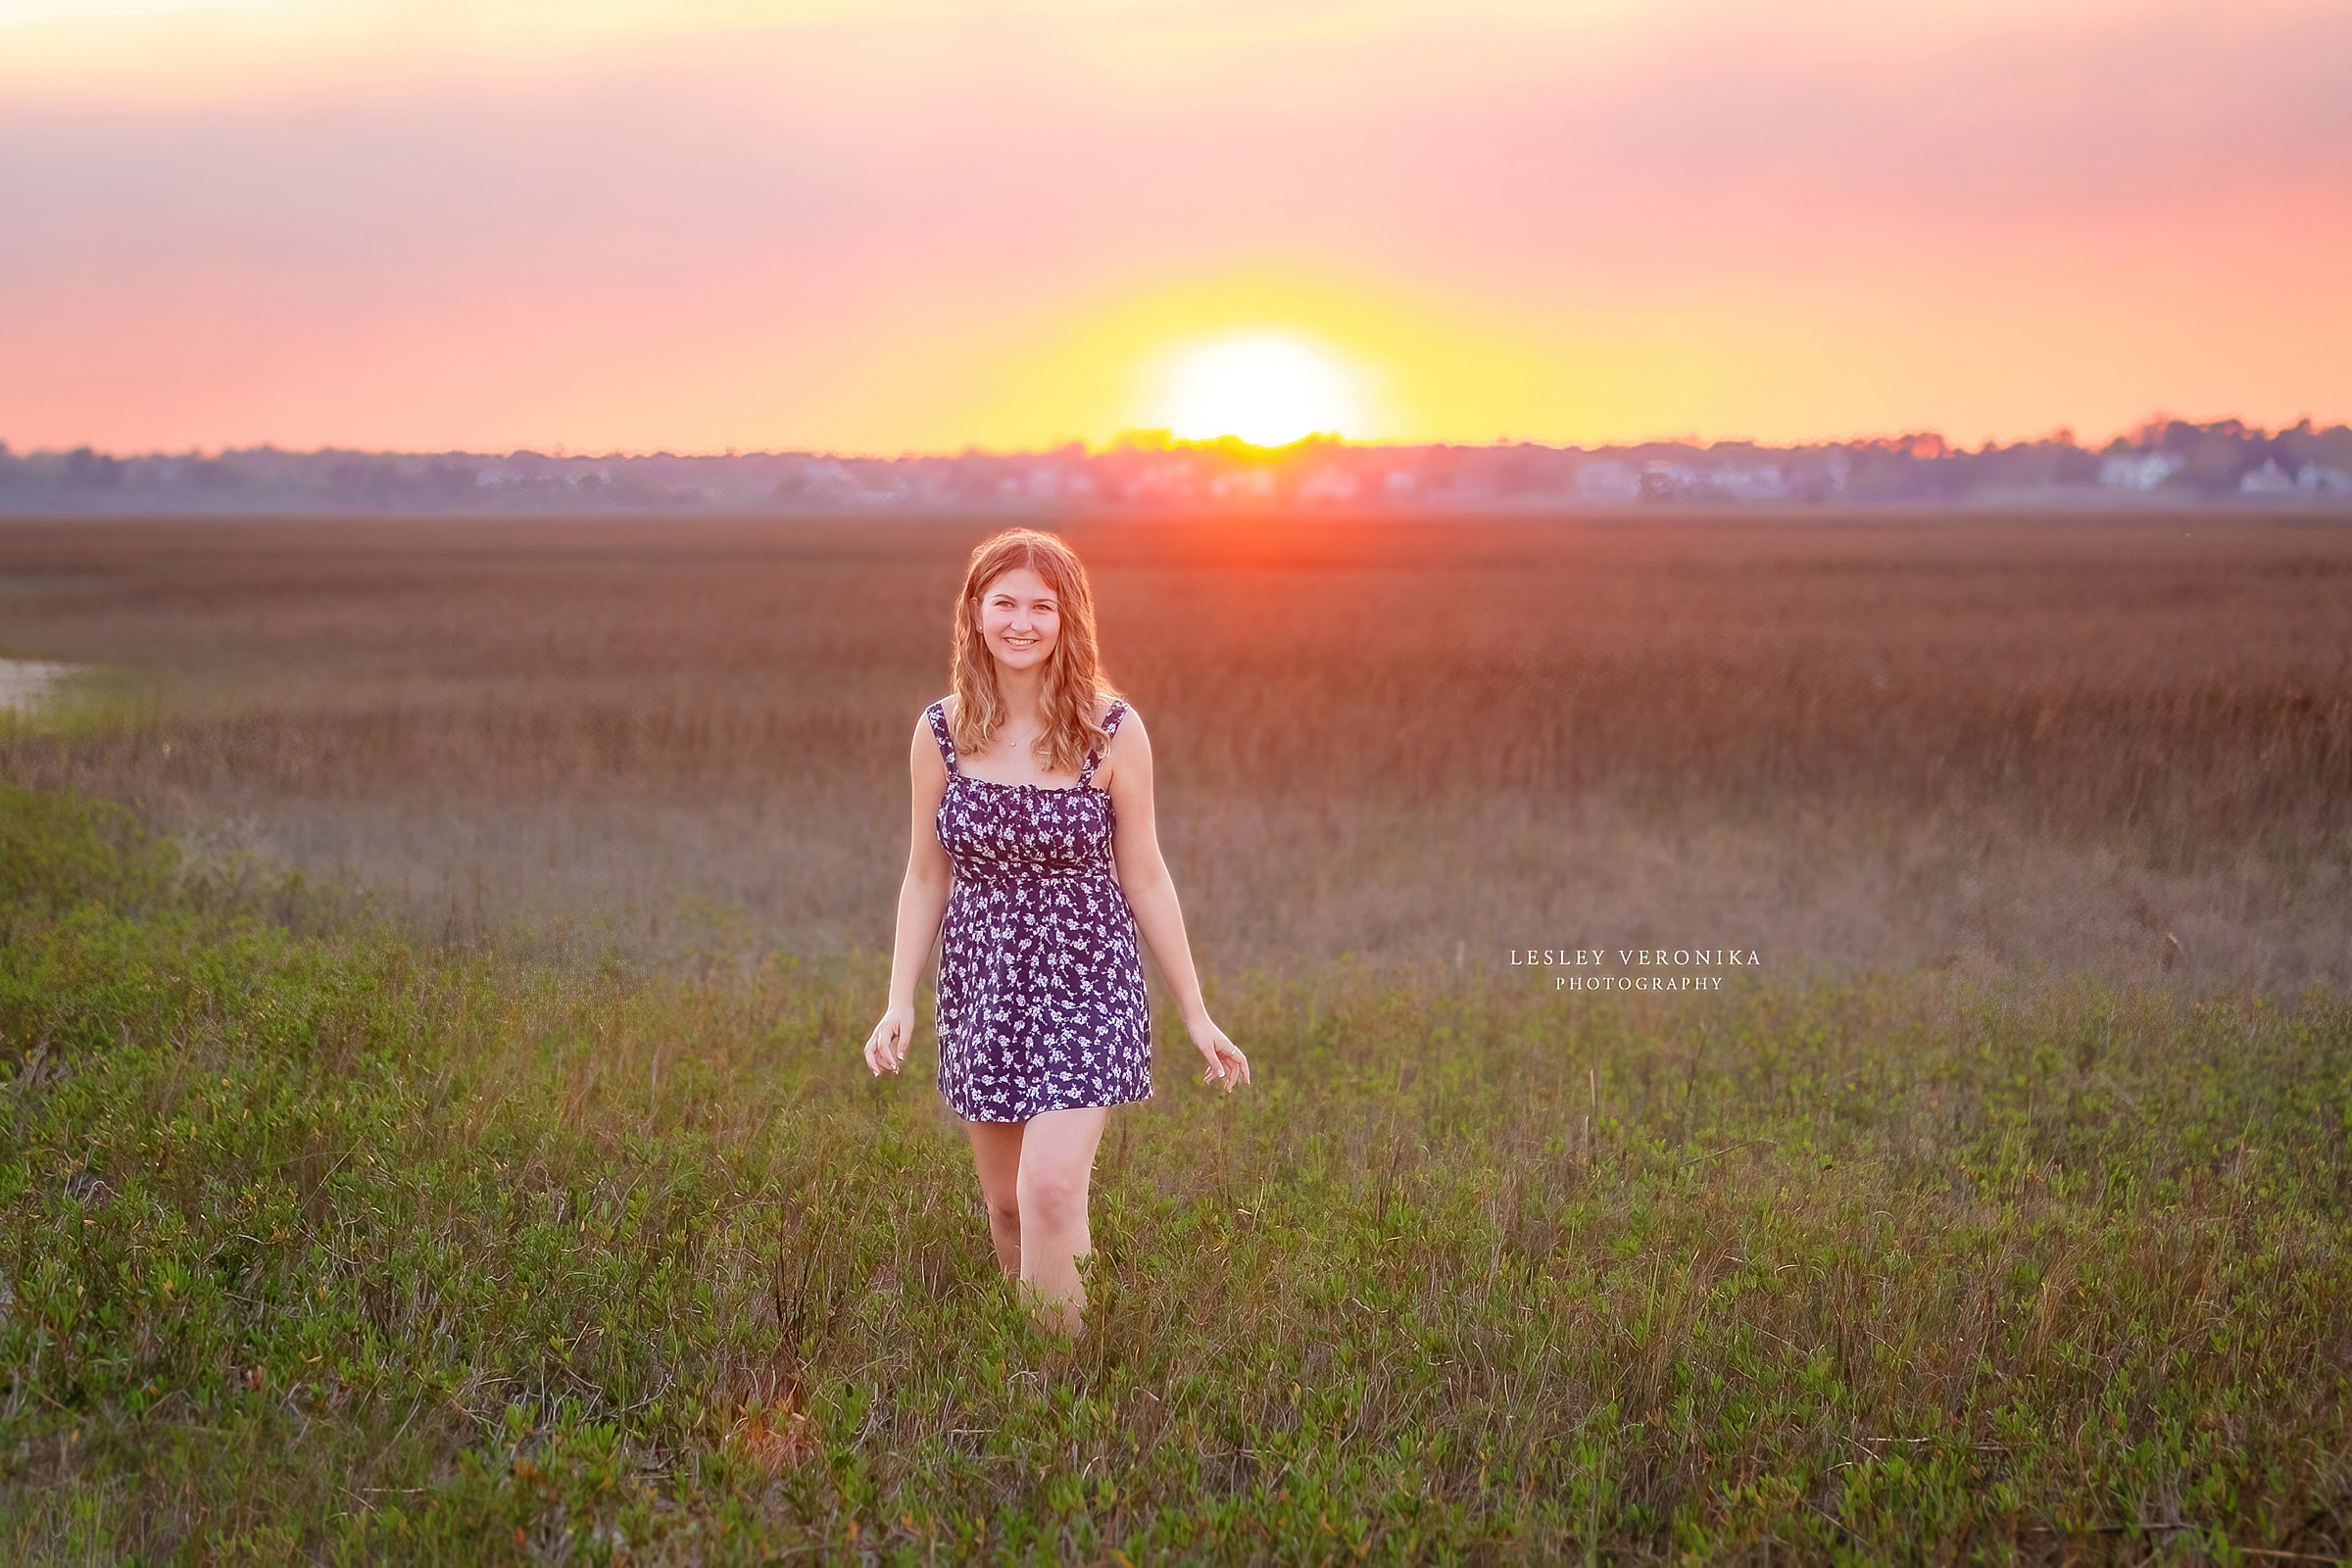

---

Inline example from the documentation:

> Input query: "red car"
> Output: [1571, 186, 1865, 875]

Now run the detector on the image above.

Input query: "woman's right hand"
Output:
[863, 1005, 914, 1077]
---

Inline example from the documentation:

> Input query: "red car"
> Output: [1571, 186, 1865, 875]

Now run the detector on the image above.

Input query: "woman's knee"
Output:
[1016, 1166, 1090, 1232]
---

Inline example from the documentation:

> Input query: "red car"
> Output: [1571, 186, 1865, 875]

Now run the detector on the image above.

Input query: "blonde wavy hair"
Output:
[949, 528, 1120, 776]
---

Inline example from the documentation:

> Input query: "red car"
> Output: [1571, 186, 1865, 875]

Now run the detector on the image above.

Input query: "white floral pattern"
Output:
[927, 698, 1152, 1123]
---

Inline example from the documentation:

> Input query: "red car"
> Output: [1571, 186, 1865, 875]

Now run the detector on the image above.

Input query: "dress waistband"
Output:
[952, 862, 1120, 888]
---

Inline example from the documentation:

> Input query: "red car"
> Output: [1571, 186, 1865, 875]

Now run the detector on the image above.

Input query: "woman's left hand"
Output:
[1189, 1017, 1250, 1092]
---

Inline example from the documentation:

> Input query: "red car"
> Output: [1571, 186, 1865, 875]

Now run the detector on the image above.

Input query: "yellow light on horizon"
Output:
[1153, 331, 1369, 446]
[870, 268, 1704, 454]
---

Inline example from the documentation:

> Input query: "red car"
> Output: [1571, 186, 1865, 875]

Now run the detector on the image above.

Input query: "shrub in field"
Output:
[0, 784, 175, 919]
[1, 787, 2348, 1562]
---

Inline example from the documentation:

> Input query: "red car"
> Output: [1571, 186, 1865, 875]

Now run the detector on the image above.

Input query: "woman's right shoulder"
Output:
[909, 700, 951, 779]
[911, 697, 957, 754]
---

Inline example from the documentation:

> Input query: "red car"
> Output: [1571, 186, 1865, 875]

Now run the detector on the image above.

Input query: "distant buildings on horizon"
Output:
[3, 417, 2347, 514]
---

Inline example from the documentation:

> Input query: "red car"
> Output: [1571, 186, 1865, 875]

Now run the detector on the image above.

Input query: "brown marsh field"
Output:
[2, 508, 2350, 1564]
[1, 508, 2348, 990]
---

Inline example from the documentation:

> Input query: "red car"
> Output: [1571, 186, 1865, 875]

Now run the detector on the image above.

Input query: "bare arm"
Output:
[1102, 706, 1250, 1091]
[864, 713, 954, 1076]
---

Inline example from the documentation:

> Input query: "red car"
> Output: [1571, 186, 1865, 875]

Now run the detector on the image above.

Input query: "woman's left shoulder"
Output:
[1097, 691, 1141, 729]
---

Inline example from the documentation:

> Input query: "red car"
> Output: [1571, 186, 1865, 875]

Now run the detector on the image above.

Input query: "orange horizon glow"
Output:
[3, 1, 2347, 455]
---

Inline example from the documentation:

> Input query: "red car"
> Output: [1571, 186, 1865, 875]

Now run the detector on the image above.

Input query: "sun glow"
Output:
[1153, 332, 1370, 446]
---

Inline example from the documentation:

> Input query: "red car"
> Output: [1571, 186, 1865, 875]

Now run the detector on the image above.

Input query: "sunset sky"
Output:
[3, 0, 2347, 454]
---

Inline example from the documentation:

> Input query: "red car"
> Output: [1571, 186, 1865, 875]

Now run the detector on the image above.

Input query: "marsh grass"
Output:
[2, 788, 2347, 1563]
[0, 510, 2347, 989]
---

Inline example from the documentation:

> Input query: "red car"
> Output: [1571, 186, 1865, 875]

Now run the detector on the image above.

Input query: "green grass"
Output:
[1, 784, 2347, 1563]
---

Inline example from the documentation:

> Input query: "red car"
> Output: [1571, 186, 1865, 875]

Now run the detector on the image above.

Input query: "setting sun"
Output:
[1153, 332, 1370, 446]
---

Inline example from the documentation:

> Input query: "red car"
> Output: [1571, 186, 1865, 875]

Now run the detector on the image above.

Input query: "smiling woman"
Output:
[862, 527, 1249, 1340]
[1156, 331, 1370, 446]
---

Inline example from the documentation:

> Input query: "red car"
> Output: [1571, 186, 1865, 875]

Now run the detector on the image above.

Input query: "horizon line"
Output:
[10, 414, 2351, 466]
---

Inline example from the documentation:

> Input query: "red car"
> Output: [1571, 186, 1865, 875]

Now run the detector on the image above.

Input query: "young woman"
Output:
[862, 527, 1249, 1336]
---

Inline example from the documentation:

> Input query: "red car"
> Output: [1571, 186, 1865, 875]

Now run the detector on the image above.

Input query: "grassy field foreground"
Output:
[2, 785, 2348, 1564]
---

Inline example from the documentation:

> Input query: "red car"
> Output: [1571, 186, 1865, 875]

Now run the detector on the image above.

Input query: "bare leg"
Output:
[963, 1117, 1026, 1278]
[1014, 1105, 1110, 1337]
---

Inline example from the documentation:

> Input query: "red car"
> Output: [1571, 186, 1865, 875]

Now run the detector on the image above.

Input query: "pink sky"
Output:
[2, 0, 2347, 454]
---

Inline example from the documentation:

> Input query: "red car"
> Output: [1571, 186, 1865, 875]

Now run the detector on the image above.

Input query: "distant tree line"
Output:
[2, 418, 2346, 514]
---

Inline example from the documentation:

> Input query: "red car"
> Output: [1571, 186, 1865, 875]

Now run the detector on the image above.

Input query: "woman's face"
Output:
[977, 566, 1060, 674]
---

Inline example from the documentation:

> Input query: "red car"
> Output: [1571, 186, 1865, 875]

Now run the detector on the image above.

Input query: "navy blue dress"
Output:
[925, 697, 1153, 1123]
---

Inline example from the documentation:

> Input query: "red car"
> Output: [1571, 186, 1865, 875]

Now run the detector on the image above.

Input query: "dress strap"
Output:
[1077, 700, 1128, 788]
[924, 700, 959, 776]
